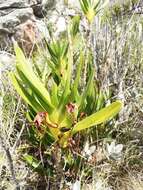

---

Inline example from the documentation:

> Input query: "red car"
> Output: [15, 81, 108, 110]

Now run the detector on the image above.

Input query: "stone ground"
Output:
[0, 0, 56, 52]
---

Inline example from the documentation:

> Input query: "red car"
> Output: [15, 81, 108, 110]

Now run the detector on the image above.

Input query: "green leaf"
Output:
[95, 90, 105, 111]
[94, 0, 100, 10]
[10, 73, 44, 112]
[50, 81, 59, 107]
[72, 101, 122, 134]
[82, 0, 89, 9]
[79, 0, 88, 14]
[79, 69, 94, 110]
[23, 154, 41, 168]
[23, 154, 47, 173]
[58, 45, 72, 109]
[26, 106, 36, 122]
[16, 68, 53, 112]
[47, 42, 57, 59]
[61, 42, 69, 58]
[14, 43, 54, 112]
[70, 15, 80, 38]
[71, 51, 84, 101]
[98, 0, 109, 11]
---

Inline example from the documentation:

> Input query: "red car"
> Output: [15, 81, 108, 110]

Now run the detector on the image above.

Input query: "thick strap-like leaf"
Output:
[79, 0, 88, 14]
[50, 81, 59, 107]
[16, 68, 53, 113]
[58, 47, 72, 109]
[79, 69, 94, 110]
[70, 15, 80, 38]
[14, 43, 54, 112]
[71, 51, 84, 101]
[72, 101, 122, 134]
[10, 73, 44, 112]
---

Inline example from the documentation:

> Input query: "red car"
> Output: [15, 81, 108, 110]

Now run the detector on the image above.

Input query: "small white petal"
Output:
[84, 142, 89, 153]
[114, 144, 123, 154]
[106, 141, 123, 160]
[89, 145, 96, 155]
[107, 142, 115, 155]
[86, 150, 92, 156]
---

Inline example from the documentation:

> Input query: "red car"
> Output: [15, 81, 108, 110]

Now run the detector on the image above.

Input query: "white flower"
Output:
[72, 180, 80, 190]
[83, 142, 96, 158]
[106, 141, 123, 160]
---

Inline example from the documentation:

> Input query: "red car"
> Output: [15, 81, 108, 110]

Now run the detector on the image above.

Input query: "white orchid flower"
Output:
[83, 142, 96, 159]
[106, 141, 123, 160]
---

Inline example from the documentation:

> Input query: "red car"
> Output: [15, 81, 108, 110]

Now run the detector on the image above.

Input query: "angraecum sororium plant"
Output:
[10, 43, 122, 148]
[9, 0, 124, 188]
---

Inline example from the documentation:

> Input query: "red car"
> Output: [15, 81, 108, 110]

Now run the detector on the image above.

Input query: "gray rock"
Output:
[0, 8, 34, 34]
[0, 0, 57, 52]
[0, 6, 35, 51]
[0, 51, 15, 72]
[36, 20, 50, 39]
[42, 0, 56, 9]
[0, 0, 29, 9]
[32, 0, 56, 18]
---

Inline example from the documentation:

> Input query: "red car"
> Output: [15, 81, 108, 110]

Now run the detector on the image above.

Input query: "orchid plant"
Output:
[9, 0, 122, 175]
[10, 43, 122, 148]
[79, 0, 109, 23]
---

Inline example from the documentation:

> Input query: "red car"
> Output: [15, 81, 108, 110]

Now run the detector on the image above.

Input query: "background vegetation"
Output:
[0, 0, 143, 189]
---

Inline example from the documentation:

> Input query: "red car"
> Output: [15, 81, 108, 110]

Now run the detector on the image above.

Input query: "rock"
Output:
[14, 19, 39, 55]
[0, 0, 56, 53]
[0, 8, 34, 32]
[55, 17, 67, 34]
[0, 7, 35, 51]
[42, 0, 56, 10]
[0, 51, 15, 72]
[0, 0, 29, 9]
[32, 0, 56, 18]
[36, 20, 50, 39]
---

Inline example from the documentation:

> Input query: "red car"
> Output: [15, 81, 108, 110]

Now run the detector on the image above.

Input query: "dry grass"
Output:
[0, 0, 143, 189]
